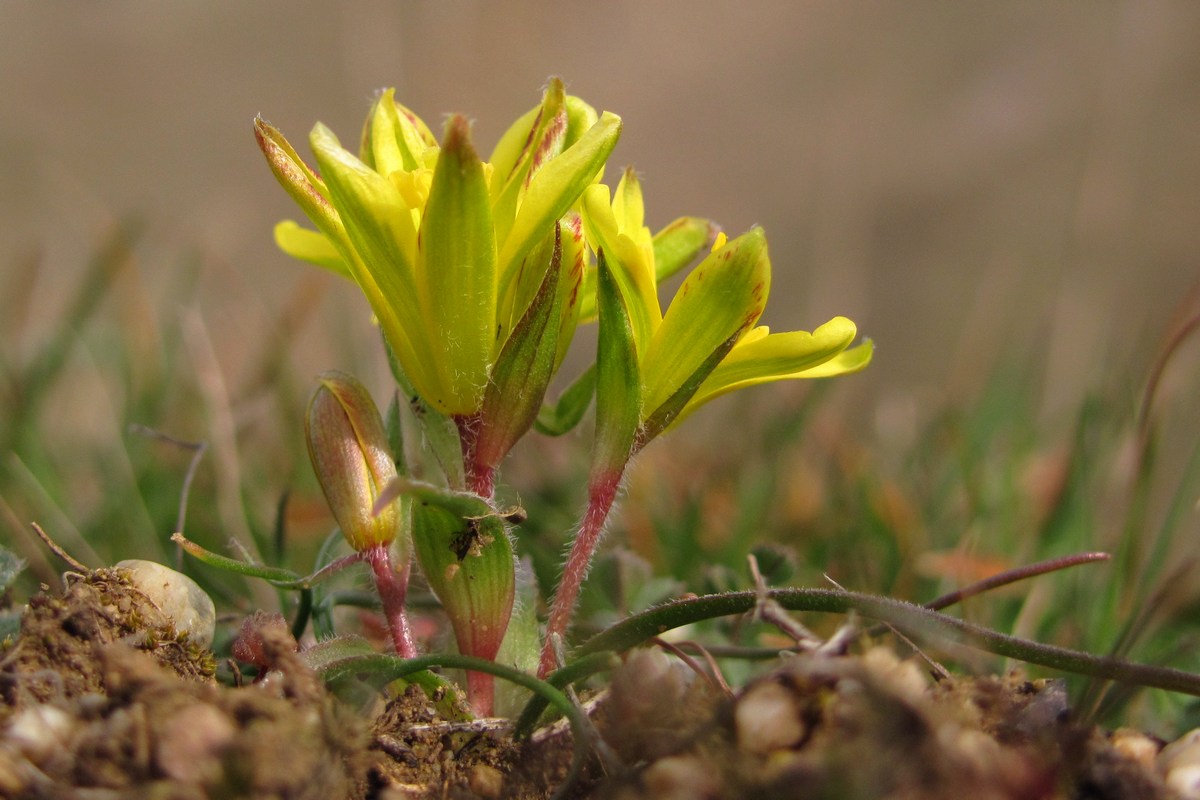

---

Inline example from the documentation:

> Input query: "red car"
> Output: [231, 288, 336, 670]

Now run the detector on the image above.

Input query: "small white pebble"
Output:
[116, 559, 216, 649]
[860, 646, 929, 702]
[736, 681, 804, 755]
[155, 702, 236, 783]
[467, 764, 504, 799]
[1112, 728, 1160, 769]
[1167, 764, 1200, 798]
[642, 754, 721, 799]
[5, 705, 74, 764]
[1159, 728, 1200, 770]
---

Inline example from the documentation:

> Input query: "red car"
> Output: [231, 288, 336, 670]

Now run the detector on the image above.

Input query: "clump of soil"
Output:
[0, 573, 1188, 799]
[591, 648, 1174, 800]
[0, 567, 215, 714]
[0, 569, 372, 799]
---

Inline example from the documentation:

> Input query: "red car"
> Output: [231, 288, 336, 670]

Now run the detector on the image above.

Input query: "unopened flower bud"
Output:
[306, 371, 403, 553]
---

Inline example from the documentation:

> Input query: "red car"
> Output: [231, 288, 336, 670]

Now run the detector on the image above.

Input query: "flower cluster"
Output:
[258, 80, 872, 710]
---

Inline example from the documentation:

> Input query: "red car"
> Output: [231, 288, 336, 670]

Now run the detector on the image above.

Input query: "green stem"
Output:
[579, 588, 1200, 693]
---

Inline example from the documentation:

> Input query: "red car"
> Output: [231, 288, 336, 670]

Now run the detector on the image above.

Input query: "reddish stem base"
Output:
[364, 544, 417, 659]
[538, 470, 622, 677]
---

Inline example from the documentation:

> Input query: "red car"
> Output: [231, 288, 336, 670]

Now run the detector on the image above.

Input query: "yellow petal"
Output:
[679, 317, 867, 419]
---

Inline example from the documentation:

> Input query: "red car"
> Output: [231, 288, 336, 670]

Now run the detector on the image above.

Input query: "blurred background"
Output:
[3, 3, 1200, 705]
[5, 2, 1199, 399]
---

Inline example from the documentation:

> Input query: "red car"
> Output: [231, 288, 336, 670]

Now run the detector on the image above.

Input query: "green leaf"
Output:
[374, 476, 492, 521]
[535, 364, 596, 436]
[172, 533, 304, 586]
[639, 228, 770, 416]
[301, 635, 471, 721]
[418, 115, 499, 412]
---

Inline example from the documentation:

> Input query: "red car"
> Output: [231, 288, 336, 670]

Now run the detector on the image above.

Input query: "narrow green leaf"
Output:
[374, 476, 492, 521]
[535, 365, 596, 436]
[172, 533, 303, 585]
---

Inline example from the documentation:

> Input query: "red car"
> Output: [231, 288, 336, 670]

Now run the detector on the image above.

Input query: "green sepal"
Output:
[497, 111, 621, 302]
[419, 115, 498, 412]
[563, 95, 600, 150]
[476, 224, 564, 468]
[534, 364, 596, 437]
[255, 117, 346, 251]
[309, 123, 438, 410]
[591, 251, 642, 474]
[411, 503, 516, 663]
[490, 79, 568, 257]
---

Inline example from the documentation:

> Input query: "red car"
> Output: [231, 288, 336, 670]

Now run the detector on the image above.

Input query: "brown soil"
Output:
[0, 572, 1182, 799]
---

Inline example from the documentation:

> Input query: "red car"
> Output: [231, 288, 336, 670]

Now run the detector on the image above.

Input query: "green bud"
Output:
[306, 371, 404, 553]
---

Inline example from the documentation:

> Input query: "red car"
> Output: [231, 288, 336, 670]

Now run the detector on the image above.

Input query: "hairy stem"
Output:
[364, 543, 417, 659]
[455, 412, 496, 499]
[539, 469, 623, 677]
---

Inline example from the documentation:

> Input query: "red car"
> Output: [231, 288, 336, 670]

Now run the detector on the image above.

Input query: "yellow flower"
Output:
[583, 172, 873, 468]
[256, 80, 620, 422]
